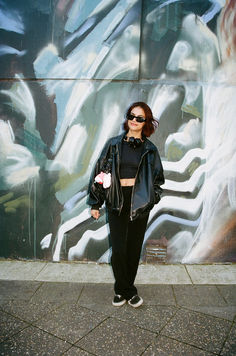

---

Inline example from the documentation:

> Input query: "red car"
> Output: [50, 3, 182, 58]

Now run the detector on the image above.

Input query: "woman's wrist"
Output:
[91, 207, 100, 220]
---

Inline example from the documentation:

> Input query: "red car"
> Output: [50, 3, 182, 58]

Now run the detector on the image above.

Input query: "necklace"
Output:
[124, 135, 143, 148]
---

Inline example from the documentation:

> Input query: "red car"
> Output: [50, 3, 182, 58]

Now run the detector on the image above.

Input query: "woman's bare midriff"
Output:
[120, 178, 135, 186]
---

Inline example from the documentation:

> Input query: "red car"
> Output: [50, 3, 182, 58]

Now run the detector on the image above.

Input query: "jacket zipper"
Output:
[116, 144, 124, 214]
[130, 150, 149, 221]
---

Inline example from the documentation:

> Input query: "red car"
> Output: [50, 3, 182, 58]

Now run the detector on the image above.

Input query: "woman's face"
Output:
[127, 106, 146, 134]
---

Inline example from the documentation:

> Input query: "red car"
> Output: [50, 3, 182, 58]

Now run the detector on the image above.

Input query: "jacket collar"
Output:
[112, 133, 155, 152]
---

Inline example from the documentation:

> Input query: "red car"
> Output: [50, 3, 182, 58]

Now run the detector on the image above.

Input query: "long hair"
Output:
[218, 0, 236, 60]
[123, 102, 158, 137]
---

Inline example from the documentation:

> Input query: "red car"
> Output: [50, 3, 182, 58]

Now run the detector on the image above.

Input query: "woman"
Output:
[87, 102, 164, 308]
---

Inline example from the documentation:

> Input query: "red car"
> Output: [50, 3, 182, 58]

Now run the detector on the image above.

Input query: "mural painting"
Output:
[0, 0, 235, 263]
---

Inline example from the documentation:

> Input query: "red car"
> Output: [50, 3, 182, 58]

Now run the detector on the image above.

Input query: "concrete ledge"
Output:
[186, 264, 236, 284]
[0, 261, 47, 281]
[0, 260, 235, 284]
[136, 264, 192, 284]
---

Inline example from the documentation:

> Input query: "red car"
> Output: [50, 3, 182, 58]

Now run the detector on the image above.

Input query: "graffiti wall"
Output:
[0, 0, 235, 263]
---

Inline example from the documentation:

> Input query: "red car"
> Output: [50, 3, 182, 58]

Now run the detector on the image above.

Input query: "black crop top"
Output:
[119, 140, 143, 179]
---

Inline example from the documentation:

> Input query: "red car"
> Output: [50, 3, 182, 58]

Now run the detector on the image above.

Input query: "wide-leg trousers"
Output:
[107, 186, 149, 300]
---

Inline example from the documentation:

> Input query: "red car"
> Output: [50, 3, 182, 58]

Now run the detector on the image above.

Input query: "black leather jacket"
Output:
[87, 133, 164, 220]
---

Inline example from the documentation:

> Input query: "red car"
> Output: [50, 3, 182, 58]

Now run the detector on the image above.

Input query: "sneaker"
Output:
[128, 295, 143, 308]
[112, 294, 126, 307]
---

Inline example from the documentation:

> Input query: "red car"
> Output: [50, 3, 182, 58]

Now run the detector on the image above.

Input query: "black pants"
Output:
[107, 186, 149, 300]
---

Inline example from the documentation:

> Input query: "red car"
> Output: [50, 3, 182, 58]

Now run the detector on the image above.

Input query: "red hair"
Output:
[123, 102, 158, 137]
[219, 0, 236, 59]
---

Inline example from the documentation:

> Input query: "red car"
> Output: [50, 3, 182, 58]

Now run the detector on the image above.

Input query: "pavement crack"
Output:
[33, 262, 48, 281]
[215, 285, 229, 305]
[171, 284, 178, 306]
[72, 315, 110, 344]
[184, 264, 194, 284]
[158, 334, 218, 355]
[76, 284, 84, 304]
[157, 306, 180, 335]
[218, 320, 235, 355]
[179, 305, 234, 322]
[0, 324, 31, 344]
[139, 335, 158, 355]
[29, 281, 44, 302]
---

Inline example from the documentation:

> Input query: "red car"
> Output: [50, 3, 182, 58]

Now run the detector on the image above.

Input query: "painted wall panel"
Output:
[0, 0, 142, 80]
[0, 0, 235, 263]
[141, 0, 221, 81]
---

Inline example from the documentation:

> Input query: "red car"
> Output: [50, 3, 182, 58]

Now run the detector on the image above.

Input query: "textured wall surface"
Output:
[0, 0, 235, 263]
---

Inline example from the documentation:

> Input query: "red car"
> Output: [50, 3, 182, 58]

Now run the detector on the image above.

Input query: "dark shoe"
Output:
[112, 294, 126, 307]
[128, 295, 143, 308]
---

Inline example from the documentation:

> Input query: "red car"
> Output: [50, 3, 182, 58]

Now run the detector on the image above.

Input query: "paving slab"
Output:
[77, 284, 177, 315]
[136, 284, 176, 306]
[136, 264, 191, 284]
[0, 326, 70, 356]
[217, 285, 236, 305]
[180, 285, 236, 320]
[0, 310, 28, 343]
[77, 283, 117, 315]
[220, 322, 236, 356]
[112, 303, 178, 333]
[76, 317, 156, 356]
[0, 261, 46, 280]
[0, 299, 62, 324]
[33, 303, 107, 344]
[30, 282, 83, 303]
[161, 308, 232, 354]
[186, 264, 236, 284]
[173, 285, 227, 307]
[142, 335, 214, 356]
[0, 280, 42, 304]
[63, 346, 94, 355]
[186, 305, 236, 321]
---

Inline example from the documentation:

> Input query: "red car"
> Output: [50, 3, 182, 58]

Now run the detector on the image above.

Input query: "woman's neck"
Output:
[126, 130, 142, 139]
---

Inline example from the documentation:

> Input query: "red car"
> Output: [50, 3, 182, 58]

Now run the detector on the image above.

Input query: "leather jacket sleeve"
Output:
[87, 138, 112, 209]
[153, 149, 165, 204]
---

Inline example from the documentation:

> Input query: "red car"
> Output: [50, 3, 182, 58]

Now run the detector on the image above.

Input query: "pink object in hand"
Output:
[95, 172, 111, 188]
[94, 172, 105, 184]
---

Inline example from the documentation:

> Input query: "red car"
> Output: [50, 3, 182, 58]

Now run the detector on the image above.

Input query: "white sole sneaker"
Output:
[112, 295, 126, 307]
[112, 300, 126, 307]
[128, 295, 143, 308]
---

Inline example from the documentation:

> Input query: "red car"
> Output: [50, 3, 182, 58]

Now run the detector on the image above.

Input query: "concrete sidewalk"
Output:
[0, 261, 235, 355]
[0, 281, 235, 355]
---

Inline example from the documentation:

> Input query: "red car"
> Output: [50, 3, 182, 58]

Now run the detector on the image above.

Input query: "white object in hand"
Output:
[95, 172, 111, 188]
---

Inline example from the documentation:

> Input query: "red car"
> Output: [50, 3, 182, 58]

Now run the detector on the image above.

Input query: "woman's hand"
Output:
[91, 209, 100, 220]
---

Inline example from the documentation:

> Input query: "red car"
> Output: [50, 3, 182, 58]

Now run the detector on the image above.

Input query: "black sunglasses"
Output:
[127, 113, 146, 123]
